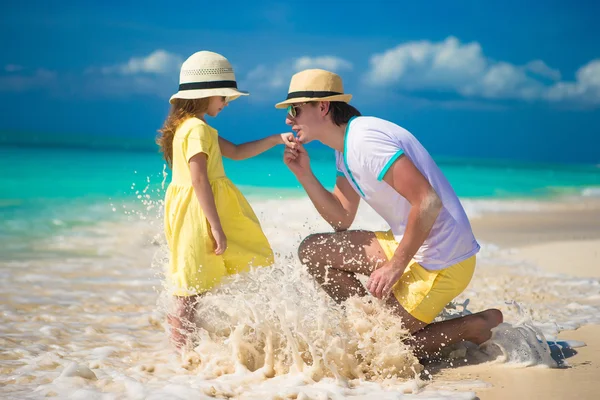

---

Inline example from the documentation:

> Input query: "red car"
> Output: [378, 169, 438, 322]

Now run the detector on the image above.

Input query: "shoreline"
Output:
[431, 324, 600, 400]
[436, 198, 600, 399]
[471, 197, 600, 248]
[1, 188, 599, 398]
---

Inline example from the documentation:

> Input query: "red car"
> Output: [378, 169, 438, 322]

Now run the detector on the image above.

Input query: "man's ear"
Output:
[320, 101, 331, 115]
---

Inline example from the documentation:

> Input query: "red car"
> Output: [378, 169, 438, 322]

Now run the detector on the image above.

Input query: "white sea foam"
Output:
[460, 198, 544, 219]
[1, 195, 599, 398]
[581, 186, 600, 197]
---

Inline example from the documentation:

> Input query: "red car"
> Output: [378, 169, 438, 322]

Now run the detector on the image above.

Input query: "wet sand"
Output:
[1, 196, 599, 399]
[439, 199, 600, 399]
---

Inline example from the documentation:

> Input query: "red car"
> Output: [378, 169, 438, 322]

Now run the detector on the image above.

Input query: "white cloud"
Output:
[245, 55, 353, 90]
[525, 60, 561, 81]
[80, 74, 176, 98]
[4, 64, 24, 72]
[100, 50, 183, 75]
[293, 56, 353, 73]
[79, 49, 183, 97]
[464, 62, 544, 100]
[260, 3, 294, 28]
[545, 60, 600, 105]
[364, 36, 600, 106]
[0, 68, 57, 92]
[246, 65, 287, 89]
[366, 37, 486, 89]
[365, 36, 550, 100]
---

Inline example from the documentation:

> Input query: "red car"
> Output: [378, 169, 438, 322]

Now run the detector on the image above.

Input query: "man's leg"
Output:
[298, 230, 503, 357]
[298, 230, 387, 302]
[386, 297, 503, 359]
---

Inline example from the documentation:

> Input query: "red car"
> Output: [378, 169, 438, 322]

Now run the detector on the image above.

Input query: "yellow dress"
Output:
[163, 117, 274, 296]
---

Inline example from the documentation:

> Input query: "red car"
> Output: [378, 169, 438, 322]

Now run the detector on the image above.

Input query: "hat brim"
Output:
[274, 94, 352, 109]
[169, 87, 249, 104]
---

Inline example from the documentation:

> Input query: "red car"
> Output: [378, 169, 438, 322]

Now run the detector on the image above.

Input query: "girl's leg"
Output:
[167, 295, 200, 350]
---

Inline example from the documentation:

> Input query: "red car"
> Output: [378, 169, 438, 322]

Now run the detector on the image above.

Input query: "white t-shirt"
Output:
[335, 116, 479, 271]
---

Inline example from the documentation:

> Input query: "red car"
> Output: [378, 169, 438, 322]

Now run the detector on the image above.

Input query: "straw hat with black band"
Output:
[274, 69, 352, 109]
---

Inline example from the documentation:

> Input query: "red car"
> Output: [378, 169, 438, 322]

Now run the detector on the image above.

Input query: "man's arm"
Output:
[297, 173, 360, 231]
[284, 142, 360, 231]
[367, 154, 443, 298]
[382, 154, 442, 268]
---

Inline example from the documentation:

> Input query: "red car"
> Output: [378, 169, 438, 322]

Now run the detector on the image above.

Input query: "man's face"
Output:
[285, 102, 325, 144]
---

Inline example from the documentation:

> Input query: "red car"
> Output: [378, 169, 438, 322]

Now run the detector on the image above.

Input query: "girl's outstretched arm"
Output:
[219, 133, 295, 160]
[189, 152, 226, 255]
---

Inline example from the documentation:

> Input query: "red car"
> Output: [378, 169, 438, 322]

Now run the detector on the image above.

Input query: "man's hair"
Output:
[324, 101, 361, 126]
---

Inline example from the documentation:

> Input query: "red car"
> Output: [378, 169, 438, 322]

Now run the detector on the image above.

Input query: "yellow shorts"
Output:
[375, 230, 476, 324]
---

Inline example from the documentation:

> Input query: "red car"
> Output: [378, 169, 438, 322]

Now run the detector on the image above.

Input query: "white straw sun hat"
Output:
[169, 51, 248, 104]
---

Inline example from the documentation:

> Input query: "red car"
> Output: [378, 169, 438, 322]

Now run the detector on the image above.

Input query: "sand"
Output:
[435, 324, 600, 400]
[436, 200, 600, 399]
[2, 195, 599, 399]
[508, 239, 600, 279]
[471, 200, 600, 248]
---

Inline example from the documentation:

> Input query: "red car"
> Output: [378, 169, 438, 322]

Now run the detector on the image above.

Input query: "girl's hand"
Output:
[211, 226, 227, 255]
[280, 133, 297, 149]
[283, 140, 311, 178]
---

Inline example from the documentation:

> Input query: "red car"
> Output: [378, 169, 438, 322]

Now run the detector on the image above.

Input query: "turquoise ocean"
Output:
[2, 143, 600, 260]
[2, 141, 600, 398]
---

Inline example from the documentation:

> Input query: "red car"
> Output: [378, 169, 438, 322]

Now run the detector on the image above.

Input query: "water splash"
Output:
[3, 169, 600, 398]
[155, 262, 423, 387]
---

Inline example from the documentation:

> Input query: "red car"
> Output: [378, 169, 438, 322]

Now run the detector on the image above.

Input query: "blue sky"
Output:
[1, 0, 599, 164]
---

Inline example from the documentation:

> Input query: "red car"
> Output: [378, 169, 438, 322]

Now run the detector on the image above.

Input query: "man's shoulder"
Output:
[350, 116, 409, 136]
[348, 116, 411, 147]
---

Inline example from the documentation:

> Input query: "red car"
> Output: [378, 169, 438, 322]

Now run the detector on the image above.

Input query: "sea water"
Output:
[1, 144, 600, 399]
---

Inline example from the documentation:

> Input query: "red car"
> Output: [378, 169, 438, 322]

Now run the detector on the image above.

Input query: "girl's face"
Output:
[206, 96, 229, 117]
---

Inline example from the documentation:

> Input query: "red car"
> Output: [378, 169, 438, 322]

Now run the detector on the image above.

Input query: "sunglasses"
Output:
[286, 102, 308, 118]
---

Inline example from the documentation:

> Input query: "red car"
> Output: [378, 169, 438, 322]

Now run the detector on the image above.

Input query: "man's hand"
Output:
[366, 261, 405, 299]
[283, 140, 312, 178]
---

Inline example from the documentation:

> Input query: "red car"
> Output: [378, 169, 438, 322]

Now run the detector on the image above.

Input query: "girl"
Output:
[156, 51, 294, 350]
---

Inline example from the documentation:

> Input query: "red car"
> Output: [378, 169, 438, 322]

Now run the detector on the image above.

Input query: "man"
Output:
[276, 69, 503, 358]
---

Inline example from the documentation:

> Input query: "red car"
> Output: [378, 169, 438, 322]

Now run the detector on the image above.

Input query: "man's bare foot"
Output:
[464, 309, 504, 345]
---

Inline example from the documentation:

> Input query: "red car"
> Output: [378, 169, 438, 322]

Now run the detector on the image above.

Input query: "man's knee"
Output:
[463, 308, 504, 344]
[298, 233, 327, 265]
[483, 308, 503, 326]
[469, 308, 503, 327]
